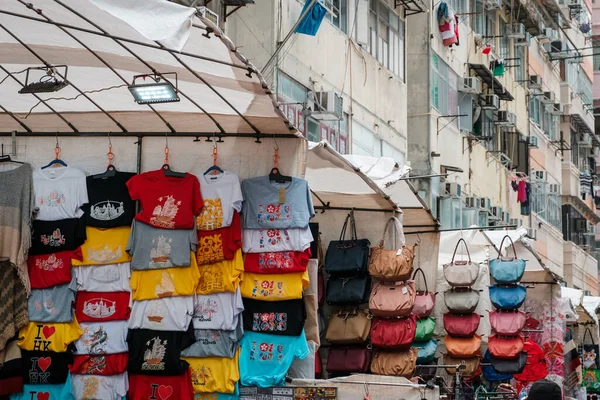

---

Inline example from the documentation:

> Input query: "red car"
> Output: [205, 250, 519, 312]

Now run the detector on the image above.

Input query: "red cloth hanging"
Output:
[517, 180, 527, 203]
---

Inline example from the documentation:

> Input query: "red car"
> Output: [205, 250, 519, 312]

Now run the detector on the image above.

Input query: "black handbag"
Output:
[326, 275, 371, 306]
[324, 211, 370, 276]
[492, 351, 527, 374]
[414, 358, 438, 382]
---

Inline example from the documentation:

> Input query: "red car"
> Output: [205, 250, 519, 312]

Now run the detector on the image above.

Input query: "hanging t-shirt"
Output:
[130, 256, 200, 301]
[196, 172, 243, 231]
[10, 374, 73, 400]
[196, 249, 243, 295]
[195, 385, 239, 400]
[28, 248, 83, 289]
[127, 328, 194, 376]
[128, 296, 193, 331]
[196, 211, 242, 265]
[126, 170, 203, 230]
[181, 322, 243, 359]
[28, 278, 77, 323]
[239, 330, 310, 387]
[242, 227, 313, 253]
[242, 298, 306, 336]
[81, 171, 136, 228]
[33, 166, 88, 221]
[18, 319, 83, 352]
[182, 350, 239, 394]
[240, 270, 309, 301]
[73, 320, 128, 355]
[127, 220, 197, 270]
[72, 226, 132, 266]
[21, 350, 73, 385]
[241, 176, 314, 229]
[192, 288, 244, 331]
[74, 291, 131, 323]
[69, 353, 128, 376]
[243, 250, 310, 274]
[71, 372, 128, 400]
[29, 218, 87, 256]
[74, 263, 131, 293]
[128, 368, 195, 400]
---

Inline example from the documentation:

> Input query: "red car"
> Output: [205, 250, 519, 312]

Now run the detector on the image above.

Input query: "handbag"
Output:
[491, 351, 527, 375]
[488, 334, 524, 359]
[489, 310, 526, 336]
[412, 339, 438, 364]
[444, 354, 481, 377]
[584, 369, 600, 393]
[326, 346, 372, 373]
[371, 348, 418, 377]
[315, 348, 322, 379]
[370, 316, 416, 350]
[444, 335, 482, 358]
[580, 327, 600, 369]
[414, 358, 438, 382]
[489, 284, 527, 310]
[444, 288, 480, 314]
[482, 350, 512, 381]
[415, 317, 436, 342]
[368, 217, 415, 282]
[443, 313, 480, 337]
[326, 275, 371, 306]
[489, 235, 526, 284]
[412, 268, 435, 317]
[325, 212, 370, 276]
[369, 280, 416, 318]
[325, 309, 372, 345]
[443, 238, 479, 287]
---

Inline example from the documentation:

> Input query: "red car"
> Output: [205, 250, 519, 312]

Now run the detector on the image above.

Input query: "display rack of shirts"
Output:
[241, 270, 309, 301]
[130, 254, 200, 301]
[28, 248, 83, 289]
[69, 352, 129, 376]
[72, 226, 132, 266]
[197, 211, 242, 265]
[18, 319, 83, 352]
[27, 278, 77, 323]
[74, 262, 131, 292]
[128, 296, 194, 331]
[191, 288, 244, 331]
[128, 368, 195, 400]
[71, 371, 128, 400]
[196, 171, 243, 231]
[243, 249, 310, 274]
[33, 165, 88, 221]
[127, 328, 194, 376]
[242, 226, 313, 253]
[20, 350, 73, 384]
[196, 250, 244, 295]
[10, 374, 73, 400]
[75, 291, 131, 323]
[29, 217, 87, 256]
[182, 351, 240, 394]
[73, 320, 128, 355]
[181, 322, 243, 359]
[81, 171, 136, 228]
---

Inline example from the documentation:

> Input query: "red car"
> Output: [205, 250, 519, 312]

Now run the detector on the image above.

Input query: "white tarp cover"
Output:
[583, 296, 600, 326]
[0, 0, 294, 134]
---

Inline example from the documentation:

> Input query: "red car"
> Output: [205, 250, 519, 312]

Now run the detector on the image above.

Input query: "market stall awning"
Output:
[468, 63, 514, 101]
[562, 287, 596, 325]
[0, 0, 295, 136]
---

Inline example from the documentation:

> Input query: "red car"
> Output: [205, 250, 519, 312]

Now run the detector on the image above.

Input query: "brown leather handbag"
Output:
[444, 354, 481, 377]
[368, 217, 415, 282]
[488, 334, 524, 359]
[369, 280, 416, 318]
[444, 334, 482, 358]
[370, 348, 418, 377]
[325, 309, 372, 345]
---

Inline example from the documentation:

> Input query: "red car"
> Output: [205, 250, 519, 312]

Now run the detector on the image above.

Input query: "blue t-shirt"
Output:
[10, 373, 73, 400]
[239, 330, 310, 387]
[241, 177, 314, 230]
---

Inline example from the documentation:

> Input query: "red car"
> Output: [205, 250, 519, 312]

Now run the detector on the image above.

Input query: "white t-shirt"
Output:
[196, 171, 243, 230]
[74, 263, 131, 292]
[242, 227, 313, 253]
[129, 296, 193, 331]
[192, 288, 244, 330]
[33, 166, 88, 221]
[74, 320, 128, 355]
[71, 372, 128, 400]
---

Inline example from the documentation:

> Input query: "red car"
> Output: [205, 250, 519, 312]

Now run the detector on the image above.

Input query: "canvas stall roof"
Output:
[305, 141, 439, 232]
[562, 287, 596, 324]
[0, 0, 295, 136]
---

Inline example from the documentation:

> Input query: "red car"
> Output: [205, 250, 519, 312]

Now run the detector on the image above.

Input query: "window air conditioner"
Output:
[458, 77, 482, 94]
[197, 6, 219, 26]
[311, 91, 343, 121]
[528, 75, 543, 90]
[515, 32, 532, 47]
[532, 170, 547, 181]
[465, 196, 479, 209]
[568, 0, 583, 7]
[479, 197, 491, 210]
[526, 228, 537, 240]
[503, 211, 511, 224]
[578, 133, 593, 148]
[551, 103, 565, 115]
[537, 28, 552, 44]
[446, 182, 462, 197]
[490, 206, 503, 219]
[509, 218, 523, 228]
[541, 91, 556, 104]
[549, 183, 561, 194]
[550, 40, 568, 57]
[507, 23, 526, 39]
[527, 136, 539, 148]
[496, 111, 516, 126]
[481, 94, 500, 110]
[485, 0, 502, 10]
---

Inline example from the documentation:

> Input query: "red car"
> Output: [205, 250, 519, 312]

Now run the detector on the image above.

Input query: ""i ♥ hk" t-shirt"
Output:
[18, 320, 82, 352]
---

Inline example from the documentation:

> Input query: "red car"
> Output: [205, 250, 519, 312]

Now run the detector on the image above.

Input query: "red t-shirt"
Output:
[196, 211, 242, 265]
[243, 249, 311, 274]
[75, 291, 131, 323]
[126, 170, 203, 230]
[128, 368, 194, 400]
[69, 353, 128, 376]
[28, 248, 83, 289]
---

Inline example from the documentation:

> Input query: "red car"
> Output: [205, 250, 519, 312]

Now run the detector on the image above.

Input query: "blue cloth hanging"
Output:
[295, 0, 327, 36]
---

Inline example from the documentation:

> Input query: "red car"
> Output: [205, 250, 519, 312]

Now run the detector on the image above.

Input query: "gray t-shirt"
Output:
[27, 277, 76, 323]
[181, 320, 243, 358]
[126, 220, 198, 270]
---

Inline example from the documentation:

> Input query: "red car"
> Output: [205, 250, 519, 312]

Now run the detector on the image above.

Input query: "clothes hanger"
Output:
[269, 139, 292, 183]
[161, 135, 186, 178]
[204, 138, 223, 176]
[94, 134, 117, 179]
[41, 136, 67, 169]
[0, 143, 23, 164]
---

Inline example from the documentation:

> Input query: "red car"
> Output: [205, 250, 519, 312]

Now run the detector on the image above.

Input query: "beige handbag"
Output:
[444, 288, 480, 314]
[443, 238, 480, 287]
[325, 309, 372, 345]
[444, 354, 481, 377]
[371, 348, 418, 377]
[369, 217, 415, 282]
[369, 280, 416, 318]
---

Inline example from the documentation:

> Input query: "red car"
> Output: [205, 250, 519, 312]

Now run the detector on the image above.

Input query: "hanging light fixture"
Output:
[128, 72, 180, 104]
[18, 66, 69, 94]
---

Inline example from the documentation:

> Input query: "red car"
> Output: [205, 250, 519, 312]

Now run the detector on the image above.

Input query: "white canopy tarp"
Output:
[561, 287, 596, 324]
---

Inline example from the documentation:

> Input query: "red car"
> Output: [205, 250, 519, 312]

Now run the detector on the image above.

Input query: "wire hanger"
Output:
[204, 133, 224, 176]
[94, 133, 118, 179]
[269, 138, 292, 183]
[161, 134, 186, 178]
[0, 143, 23, 165]
[41, 135, 67, 169]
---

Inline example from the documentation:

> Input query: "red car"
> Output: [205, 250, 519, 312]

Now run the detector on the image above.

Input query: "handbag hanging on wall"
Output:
[489, 310, 527, 336]
[444, 287, 480, 314]
[444, 335, 482, 358]
[371, 348, 418, 377]
[326, 346, 372, 373]
[580, 327, 600, 370]
[326, 275, 371, 306]
[482, 350, 513, 382]
[443, 238, 479, 287]
[369, 280, 416, 318]
[412, 339, 438, 363]
[489, 284, 527, 310]
[488, 334, 525, 360]
[370, 316, 416, 350]
[444, 354, 481, 377]
[324, 211, 370, 276]
[489, 235, 526, 284]
[415, 317, 436, 342]
[411, 267, 435, 318]
[325, 309, 372, 345]
[491, 351, 528, 375]
[368, 216, 415, 282]
[443, 313, 481, 337]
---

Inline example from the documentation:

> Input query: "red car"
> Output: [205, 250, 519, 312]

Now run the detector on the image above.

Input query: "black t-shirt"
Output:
[81, 172, 136, 228]
[309, 222, 319, 259]
[127, 328, 194, 376]
[21, 350, 73, 385]
[242, 298, 306, 336]
[29, 217, 86, 256]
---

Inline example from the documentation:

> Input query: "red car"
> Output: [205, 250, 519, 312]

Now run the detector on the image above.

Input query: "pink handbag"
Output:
[411, 268, 435, 318]
[489, 310, 527, 336]
[369, 281, 416, 318]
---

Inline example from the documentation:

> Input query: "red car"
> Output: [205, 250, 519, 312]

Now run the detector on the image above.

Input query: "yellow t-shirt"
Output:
[196, 249, 244, 295]
[183, 350, 239, 394]
[18, 318, 82, 352]
[241, 270, 309, 301]
[130, 252, 199, 301]
[72, 226, 132, 266]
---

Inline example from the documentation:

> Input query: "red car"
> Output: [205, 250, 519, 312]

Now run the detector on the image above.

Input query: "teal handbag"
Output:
[489, 235, 526, 284]
[415, 317, 436, 342]
[412, 339, 438, 364]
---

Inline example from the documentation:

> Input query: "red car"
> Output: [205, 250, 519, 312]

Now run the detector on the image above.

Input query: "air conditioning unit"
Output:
[532, 170, 548, 181]
[197, 6, 219, 26]
[446, 182, 462, 197]
[550, 40, 569, 58]
[481, 94, 500, 110]
[491, 206, 503, 219]
[537, 28, 553, 43]
[549, 183, 561, 194]
[496, 111, 516, 126]
[509, 218, 524, 228]
[479, 197, 491, 210]
[458, 77, 482, 94]
[311, 91, 343, 121]
[507, 23, 526, 39]
[578, 133, 593, 148]
[528, 75, 543, 90]
[514, 32, 532, 47]
[527, 136, 539, 148]
[503, 211, 511, 224]
[465, 196, 479, 208]
[526, 227, 537, 240]
[551, 103, 565, 115]
[542, 91, 556, 104]
[485, 0, 502, 9]
[568, 0, 583, 7]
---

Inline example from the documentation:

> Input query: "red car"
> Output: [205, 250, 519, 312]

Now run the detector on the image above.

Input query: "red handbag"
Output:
[443, 313, 481, 337]
[411, 268, 435, 318]
[488, 335, 524, 360]
[490, 310, 526, 336]
[315, 348, 323, 378]
[513, 341, 548, 382]
[326, 346, 372, 373]
[370, 316, 416, 350]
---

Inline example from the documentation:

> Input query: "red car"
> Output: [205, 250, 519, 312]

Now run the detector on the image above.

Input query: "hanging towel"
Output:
[437, 2, 450, 21]
[517, 180, 527, 203]
[295, 0, 327, 36]
[493, 59, 505, 77]
[438, 3, 458, 47]
[454, 15, 460, 46]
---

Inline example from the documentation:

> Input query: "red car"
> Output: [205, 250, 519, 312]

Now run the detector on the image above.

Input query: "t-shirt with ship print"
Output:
[127, 328, 194, 376]
[81, 171, 136, 228]
[128, 296, 193, 331]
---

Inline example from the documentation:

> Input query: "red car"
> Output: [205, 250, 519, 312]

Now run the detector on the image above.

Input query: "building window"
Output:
[447, 0, 467, 13]
[531, 180, 562, 230]
[324, 0, 348, 33]
[352, 121, 405, 163]
[514, 45, 525, 82]
[367, 0, 405, 80]
[431, 53, 459, 119]
[470, 0, 485, 35]
[594, 41, 600, 71]
[498, 19, 509, 59]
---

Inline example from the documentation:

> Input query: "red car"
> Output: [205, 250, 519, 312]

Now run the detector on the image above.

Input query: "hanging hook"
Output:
[54, 132, 60, 160]
[416, 232, 422, 245]
[164, 133, 170, 165]
[107, 132, 114, 166]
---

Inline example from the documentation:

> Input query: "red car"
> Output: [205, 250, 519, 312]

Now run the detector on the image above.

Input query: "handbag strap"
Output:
[378, 216, 404, 248]
[339, 211, 357, 241]
[497, 235, 518, 259]
[583, 327, 596, 345]
[412, 267, 428, 293]
[451, 238, 471, 263]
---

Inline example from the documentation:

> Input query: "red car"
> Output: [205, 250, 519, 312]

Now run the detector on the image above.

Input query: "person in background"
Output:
[525, 379, 562, 400]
